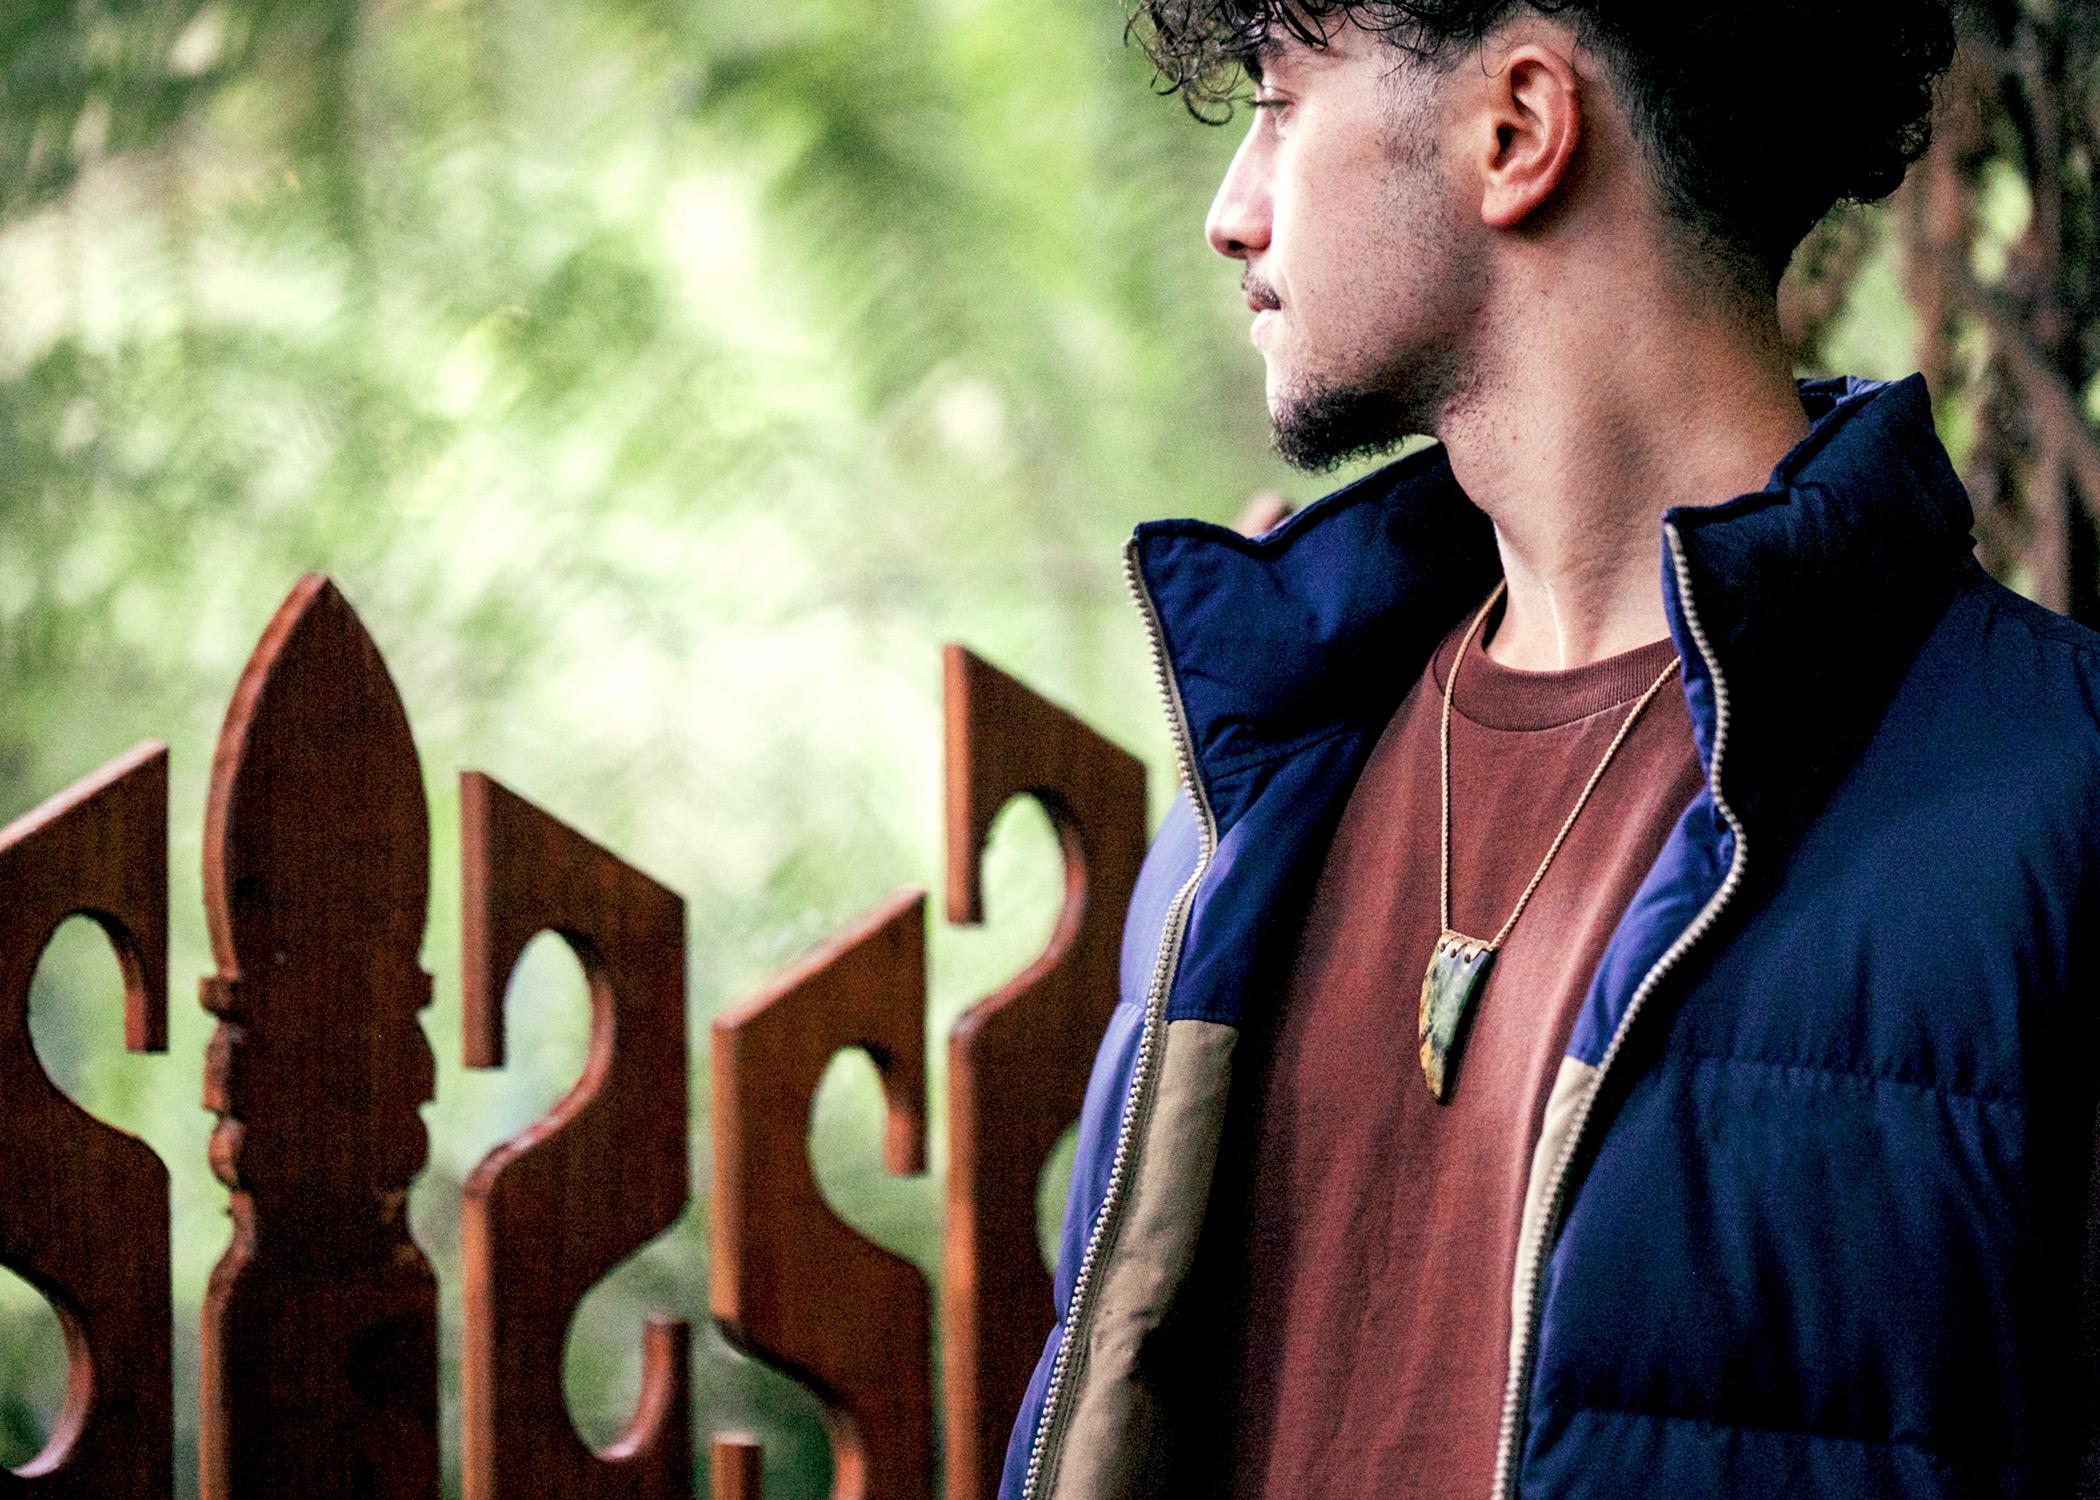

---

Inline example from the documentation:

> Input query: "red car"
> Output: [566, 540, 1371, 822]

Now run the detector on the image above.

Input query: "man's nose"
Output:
[1205, 128, 1271, 261]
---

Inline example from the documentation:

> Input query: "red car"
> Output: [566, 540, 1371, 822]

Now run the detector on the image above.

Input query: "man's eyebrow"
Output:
[1241, 36, 1285, 86]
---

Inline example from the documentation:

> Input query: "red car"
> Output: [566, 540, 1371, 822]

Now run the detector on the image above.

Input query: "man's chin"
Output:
[1268, 376, 1419, 475]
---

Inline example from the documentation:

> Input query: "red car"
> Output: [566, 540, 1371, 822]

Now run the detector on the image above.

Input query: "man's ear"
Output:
[1473, 40, 1582, 230]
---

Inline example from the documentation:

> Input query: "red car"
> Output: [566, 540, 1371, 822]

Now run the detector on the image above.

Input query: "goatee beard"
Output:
[1270, 371, 1429, 474]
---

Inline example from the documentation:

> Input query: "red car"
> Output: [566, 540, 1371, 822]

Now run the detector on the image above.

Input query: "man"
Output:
[998, 1, 2100, 1496]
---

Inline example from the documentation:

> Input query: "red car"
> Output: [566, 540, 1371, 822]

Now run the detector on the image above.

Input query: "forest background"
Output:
[0, 0, 2092, 1495]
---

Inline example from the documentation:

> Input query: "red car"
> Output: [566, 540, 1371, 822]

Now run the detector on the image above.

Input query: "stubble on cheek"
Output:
[1264, 122, 1477, 471]
[1267, 257, 1483, 471]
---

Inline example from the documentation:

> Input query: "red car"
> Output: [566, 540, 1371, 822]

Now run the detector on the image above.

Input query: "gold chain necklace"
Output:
[1416, 579, 1681, 1102]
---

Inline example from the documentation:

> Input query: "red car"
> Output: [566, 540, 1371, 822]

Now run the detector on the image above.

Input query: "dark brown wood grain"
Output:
[710, 890, 931, 1500]
[198, 573, 439, 1500]
[0, 742, 170, 1498]
[459, 771, 691, 1500]
[939, 645, 1146, 1500]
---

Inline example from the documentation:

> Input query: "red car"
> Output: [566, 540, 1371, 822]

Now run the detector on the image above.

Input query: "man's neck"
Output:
[1436, 287, 1811, 672]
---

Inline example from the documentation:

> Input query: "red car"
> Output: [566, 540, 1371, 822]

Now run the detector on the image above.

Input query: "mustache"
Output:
[1242, 274, 1282, 310]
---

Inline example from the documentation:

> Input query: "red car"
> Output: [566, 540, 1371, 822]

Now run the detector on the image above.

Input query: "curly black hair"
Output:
[1128, 0, 1961, 294]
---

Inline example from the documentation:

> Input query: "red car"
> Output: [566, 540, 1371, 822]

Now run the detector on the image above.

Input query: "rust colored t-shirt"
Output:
[1202, 590, 1708, 1497]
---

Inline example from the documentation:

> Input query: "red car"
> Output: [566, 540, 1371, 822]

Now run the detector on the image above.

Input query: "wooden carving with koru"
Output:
[0, 743, 170, 1498]
[459, 772, 692, 1500]
[940, 645, 1146, 1500]
[707, 1438, 762, 1500]
[198, 575, 440, 1500]
[710, 889, 932, 1500]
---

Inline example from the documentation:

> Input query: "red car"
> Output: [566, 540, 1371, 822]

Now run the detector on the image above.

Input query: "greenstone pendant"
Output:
[1418, 931, 1495, 1103]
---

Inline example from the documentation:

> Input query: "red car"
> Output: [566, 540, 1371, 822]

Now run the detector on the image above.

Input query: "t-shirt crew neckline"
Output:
[1430, 590, 1682, 734]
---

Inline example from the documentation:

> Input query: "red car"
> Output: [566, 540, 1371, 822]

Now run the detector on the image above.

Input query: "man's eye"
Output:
[1250, 97, 1289, 117]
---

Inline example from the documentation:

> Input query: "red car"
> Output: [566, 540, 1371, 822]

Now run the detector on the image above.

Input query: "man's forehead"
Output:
[1242, 17, 1364, 82]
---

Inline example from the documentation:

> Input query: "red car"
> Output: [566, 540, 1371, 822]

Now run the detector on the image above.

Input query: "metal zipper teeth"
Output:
[1019, 536, 1221, 1500]
[1489, 518, 1751, 1500]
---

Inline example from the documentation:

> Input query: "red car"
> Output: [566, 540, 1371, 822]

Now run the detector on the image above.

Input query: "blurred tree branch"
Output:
[1874, 0, 2100, 618]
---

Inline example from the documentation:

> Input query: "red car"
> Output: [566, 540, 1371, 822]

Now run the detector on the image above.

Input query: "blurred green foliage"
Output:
[0, 0, 1922, 1495]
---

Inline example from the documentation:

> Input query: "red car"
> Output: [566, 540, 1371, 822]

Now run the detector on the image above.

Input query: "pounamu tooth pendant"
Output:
[1418, 931, 1494, 1102]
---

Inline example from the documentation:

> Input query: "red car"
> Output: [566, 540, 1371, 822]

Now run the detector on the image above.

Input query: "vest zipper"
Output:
[1018, 536, 1220, 1500]
[1489, 519, 1751, 1499]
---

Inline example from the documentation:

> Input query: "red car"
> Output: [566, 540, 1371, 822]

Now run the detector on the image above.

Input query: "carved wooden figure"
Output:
[0, 743, 170, 1498]
[940, 646, 1147, 1500]
[459, 772, 691, 1500]
[199, 574, 439, 1500]
[710, 890, 931, 1500]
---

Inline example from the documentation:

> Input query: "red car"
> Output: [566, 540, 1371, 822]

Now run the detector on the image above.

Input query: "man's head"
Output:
[1137, 1, 1959, 472]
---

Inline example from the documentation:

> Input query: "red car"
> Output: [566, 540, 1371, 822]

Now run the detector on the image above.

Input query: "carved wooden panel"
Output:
[198, 574, 439, 1500]
[939, 645, 1146, 1500]
[459, 772, 691, 1500]
[710, 890, 930, 1500]
[708, 1439, 762, 1500]
[0, 743, 169, 1497]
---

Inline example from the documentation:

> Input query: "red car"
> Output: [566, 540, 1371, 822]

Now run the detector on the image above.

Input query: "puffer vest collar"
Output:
[1127, 372, 1977, 845]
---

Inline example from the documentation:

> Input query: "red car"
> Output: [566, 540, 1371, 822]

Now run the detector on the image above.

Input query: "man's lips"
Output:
[1244, 277, 1282, 350]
